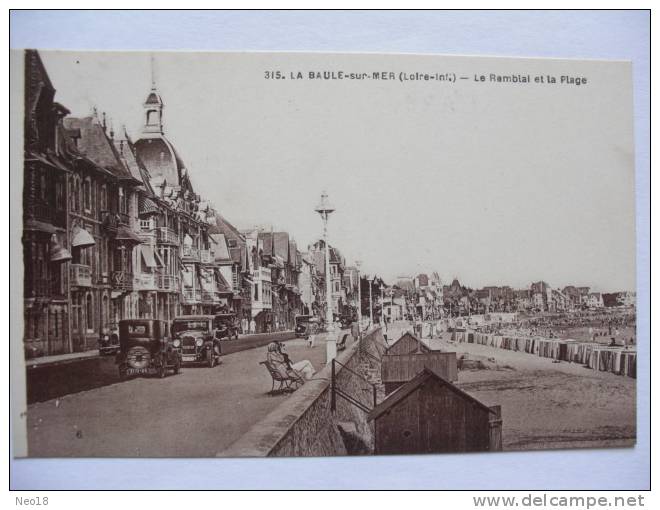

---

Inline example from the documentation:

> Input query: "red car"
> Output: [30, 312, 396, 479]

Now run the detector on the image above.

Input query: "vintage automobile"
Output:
[294, 315, 321, 338]
[98, 322, 120, 355]
[171, 315, 222, 367]
[116, 319, 181, 379]
[213, 313, 239, 340]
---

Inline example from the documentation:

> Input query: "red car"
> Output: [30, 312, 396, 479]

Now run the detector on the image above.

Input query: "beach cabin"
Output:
[382, 351, 458, 394]
[368, 368, 502, 455]
[386, 332, 430, 355]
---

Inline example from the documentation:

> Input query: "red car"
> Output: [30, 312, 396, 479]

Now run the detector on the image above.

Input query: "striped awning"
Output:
[138, 196, 159, 217]
[141, 245, 158, 268]
[72, 228, 95, 248]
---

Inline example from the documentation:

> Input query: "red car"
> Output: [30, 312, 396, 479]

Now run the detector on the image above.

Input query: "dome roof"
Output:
[133, 136, 186, 186]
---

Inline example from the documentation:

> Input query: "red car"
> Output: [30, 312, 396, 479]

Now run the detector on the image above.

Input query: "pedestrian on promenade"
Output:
[250, 319, 256, 334]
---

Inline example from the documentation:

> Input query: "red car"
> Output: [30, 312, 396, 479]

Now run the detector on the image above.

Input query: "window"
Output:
[227, 239, 237, 248]
[40, 171, 47, 201]
[100, 184, 107, 212]
[254, 283, 259, 301]
[55, 180, 64, 210]
[118, 187, 127, 215]
[83, 177, 92, 213]
[86, 293, 94, 333]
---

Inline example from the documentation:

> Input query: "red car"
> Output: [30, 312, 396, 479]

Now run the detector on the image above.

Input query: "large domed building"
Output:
[133, 84, 190, 193]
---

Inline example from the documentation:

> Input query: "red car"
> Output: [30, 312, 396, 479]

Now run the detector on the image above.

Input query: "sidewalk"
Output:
[24, 330, 297, 370]
[25, 349, 101, 369]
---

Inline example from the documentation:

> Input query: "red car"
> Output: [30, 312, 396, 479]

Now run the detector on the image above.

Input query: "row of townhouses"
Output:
[386, 275, 636, 320]
[22, 50, 359, 359]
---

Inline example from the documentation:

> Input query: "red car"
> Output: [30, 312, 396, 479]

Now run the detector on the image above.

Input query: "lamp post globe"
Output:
[315, 191, 335, 331]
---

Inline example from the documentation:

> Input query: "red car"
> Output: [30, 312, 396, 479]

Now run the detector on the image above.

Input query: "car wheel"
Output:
[173, 357, 181, 374]
[159, 363, 167, 378]
[207, 349, 215, 368]
[118, 365, 127, 380]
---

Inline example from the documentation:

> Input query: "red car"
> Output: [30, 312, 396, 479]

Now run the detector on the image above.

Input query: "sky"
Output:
[36, 50, 636, 292]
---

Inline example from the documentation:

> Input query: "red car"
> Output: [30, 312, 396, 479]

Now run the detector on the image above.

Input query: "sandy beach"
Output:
[420, 332, 636, 451]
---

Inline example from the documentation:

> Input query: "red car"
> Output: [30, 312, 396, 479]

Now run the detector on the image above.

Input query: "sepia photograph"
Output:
[11, 46, 639, 462]
[11, 37, 638, 472]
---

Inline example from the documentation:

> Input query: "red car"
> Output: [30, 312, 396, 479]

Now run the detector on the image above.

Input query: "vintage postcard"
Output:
[11, 50, 635, 458]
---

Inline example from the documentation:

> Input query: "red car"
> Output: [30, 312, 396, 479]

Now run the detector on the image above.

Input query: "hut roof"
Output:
[367, 367, 494, 421]
[386, 332, 429, 354]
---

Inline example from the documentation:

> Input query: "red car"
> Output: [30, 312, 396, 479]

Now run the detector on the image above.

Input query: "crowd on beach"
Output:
[472, 311, 636, 347]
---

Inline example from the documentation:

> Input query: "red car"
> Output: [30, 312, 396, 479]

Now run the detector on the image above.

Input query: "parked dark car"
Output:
[98, 322, 120, 355]
[213, 313, 239, 340]
[171, 315, 222, 367]
[116, 319, 181, 379]
[295, 315, 321, 338]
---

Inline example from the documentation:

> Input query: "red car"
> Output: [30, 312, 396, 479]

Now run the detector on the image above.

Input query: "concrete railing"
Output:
[220, 327, 385, 457]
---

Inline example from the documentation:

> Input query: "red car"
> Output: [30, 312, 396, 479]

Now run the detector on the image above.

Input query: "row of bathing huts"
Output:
[454, 331, 636, 378]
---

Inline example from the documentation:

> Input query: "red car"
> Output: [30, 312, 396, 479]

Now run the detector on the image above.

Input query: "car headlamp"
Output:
[196, 338, 204, 347]
[172, 339, 181, 348]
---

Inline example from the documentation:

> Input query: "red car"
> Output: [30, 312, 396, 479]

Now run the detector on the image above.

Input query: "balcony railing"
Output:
[158, 275, 180, 292]
[252, 267, 271, 282]
[182, 288, 201, 304]
[156, 227, 179, 245]
[70, 264, 92, 287]
[200, 249, 213, 264]
[182, 245, 200, 262]
[27, 202, 66, 227]
[138, 222, 156, 243]
[101, 211, 130, 233]
[201, 290, 219, 303]
[111, 271, 134, 291]
[134, 273, 157, 291]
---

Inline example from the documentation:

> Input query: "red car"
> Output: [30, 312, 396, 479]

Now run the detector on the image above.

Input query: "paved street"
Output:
[26, 334, 340, 457]
[25, 331, 296, 404]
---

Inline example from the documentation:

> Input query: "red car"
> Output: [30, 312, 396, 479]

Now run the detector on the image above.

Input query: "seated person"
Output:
[278, 342, 316, 380]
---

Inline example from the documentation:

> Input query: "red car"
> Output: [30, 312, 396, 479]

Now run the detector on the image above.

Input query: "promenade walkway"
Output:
[26, 334, 341, 457]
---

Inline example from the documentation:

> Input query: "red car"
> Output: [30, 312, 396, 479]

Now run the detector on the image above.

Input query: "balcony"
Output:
[101, 211, 130, 234]
[182, 245, 200, 262]
[182, 288, 201, 304]
[156, 227, 179, 246]
[201, 290, 219, 303]
[200, 249, 214, 264]
[111, 271, 134, 291]
[70, 264, 92, 287]
[134, 273, 157, 291]
[158, 275, 180, 292]
[27, 202, 66, 228]
[252, 267, 271, 282]
[138, 222, 156, 244]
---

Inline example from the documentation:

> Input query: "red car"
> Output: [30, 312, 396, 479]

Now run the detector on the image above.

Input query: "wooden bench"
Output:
[259, 361, 303, 395]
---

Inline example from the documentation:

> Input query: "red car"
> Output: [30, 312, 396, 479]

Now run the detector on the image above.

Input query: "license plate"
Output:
[126, 368, 155, 375]
[182, 355, 197, 362]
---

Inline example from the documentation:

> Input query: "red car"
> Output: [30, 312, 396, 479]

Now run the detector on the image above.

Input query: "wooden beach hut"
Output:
[368, 368, 502, 455]
[386, 332, 430, 355]
[382, 351, 458, 394]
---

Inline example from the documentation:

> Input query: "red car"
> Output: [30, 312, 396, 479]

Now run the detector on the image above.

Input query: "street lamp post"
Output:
[315, 191, 335, 332]
[355, 260, 362, 326]
[380, 283, 385, 330]
[369, 276, 374, 326]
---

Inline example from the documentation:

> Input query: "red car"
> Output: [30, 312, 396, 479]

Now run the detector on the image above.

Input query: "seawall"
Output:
[220, 327, 385, 457]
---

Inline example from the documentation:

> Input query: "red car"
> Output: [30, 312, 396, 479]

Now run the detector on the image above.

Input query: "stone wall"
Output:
[220, 328, 386, 457]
